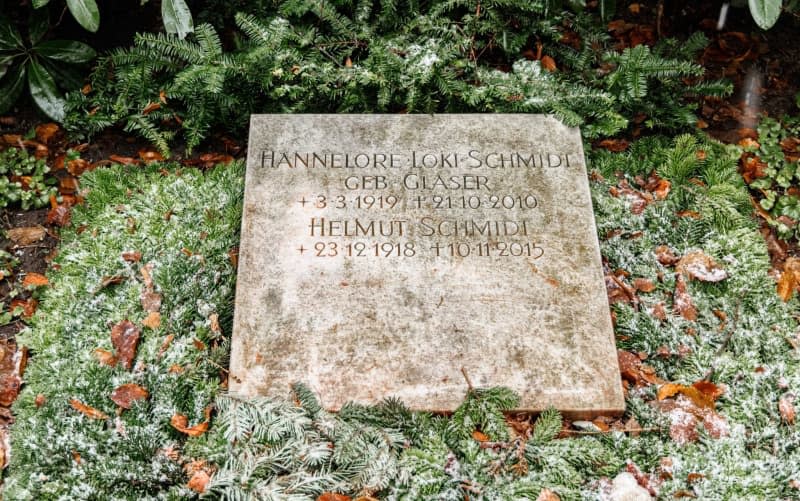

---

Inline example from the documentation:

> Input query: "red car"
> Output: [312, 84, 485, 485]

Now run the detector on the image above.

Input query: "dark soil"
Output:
[0, 208, 58, 340]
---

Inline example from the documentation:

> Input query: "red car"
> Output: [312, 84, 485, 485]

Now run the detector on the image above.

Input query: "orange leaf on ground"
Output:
[109, 155, 140, 165]
[110, 384, 149, 409]
[540, 55, 556, 72]
[139, 150, 165, 163]
[111, 320, 140, 370]
[69, 399, 109, 420]
[676, 250, 728, 282]
[0, 375, 21, 406]
[170, 407, 212, 437]
[655, 245, 679, 266]
[187, 470, 211, 494]
[141, 291, 162, 313]
[10, 298, 38, 318]
[472, 430, 489, 442]
[673, 274, 697, 321]
[93, 348, 118, 366]
[209, 313, 221, 334]
[22, 272, 48, 287]
[779, 395, 796, 425]
[777, 257, 800, 301]
[121, 250, 142, 263]
[536, 488, 561, 501]
[67, 158, 91, 176]
[740, 153, 768, 184]
[142, 312, 161, 329]
[597, 138, 629, 152]
[643, 172, 670, 200]
[318, 494, 351, 501]
[34, 123, 60, 144]
[6, 226, 46, 246]
[633, 278, 655, 292]
[142, 102, 161, 115]
[46, 201, 71, 227]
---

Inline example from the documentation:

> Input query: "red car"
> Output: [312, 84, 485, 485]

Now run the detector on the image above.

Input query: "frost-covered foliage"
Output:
[64, 0, 728, 154]
[5, 163, 243, 499]
[6, 135, 800, 499]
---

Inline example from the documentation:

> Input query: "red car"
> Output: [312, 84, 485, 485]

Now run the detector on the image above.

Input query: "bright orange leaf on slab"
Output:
[69, 399, 109, 420]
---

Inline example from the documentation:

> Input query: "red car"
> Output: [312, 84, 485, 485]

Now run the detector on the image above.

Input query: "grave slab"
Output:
[230, 114, 624, 418]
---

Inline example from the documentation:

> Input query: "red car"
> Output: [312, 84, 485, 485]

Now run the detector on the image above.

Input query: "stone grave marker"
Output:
[230, 114, 624, 418]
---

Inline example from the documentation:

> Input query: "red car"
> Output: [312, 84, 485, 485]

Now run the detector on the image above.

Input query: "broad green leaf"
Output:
[37, 40, 96, 63]
[32, 0, 51, 7]
[41, 59, 84, 91]
[0, 18, 24, 50]
[66, 0, 100, 33]
[27, 59, 66, 122]
[29, 8, 50, 44]
[162, 0, 194, 39]
[599, 0, 616, 21]
[0, 66, 26, 114]
[748, 0, 782, 29]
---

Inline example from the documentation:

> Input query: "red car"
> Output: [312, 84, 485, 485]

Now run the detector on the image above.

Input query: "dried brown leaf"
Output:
[111, 320, 140, 370]
[34, 123, 60, 144]
[656, 245, 679, 266]
[110, 384, 149, 409]
[779, 395, 796, 425]
[22, 272, 48, 287]
[187, 470, 211, 494]
[677, 250, 728, 282]
[93, 348, 118, 366]
[777, 257, 800, 302]
[318, 494, 351, 501]
[673, 274, 697, 321]
[536, 488, 560, 501]
[170, 407, 211, 437]
[142, 311, 161, 329]
[69, 399, 109, 420]
[121, 250, 142, 263]
[6, 226, 46, 246]
[140, 291, 162, 313]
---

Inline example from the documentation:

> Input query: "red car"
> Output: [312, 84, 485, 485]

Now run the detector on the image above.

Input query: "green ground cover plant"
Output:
[0, 146, 56, 209]
[742, 116, 800, 241]
[64, 0, 730, 155]
[6, 130, 799, 499]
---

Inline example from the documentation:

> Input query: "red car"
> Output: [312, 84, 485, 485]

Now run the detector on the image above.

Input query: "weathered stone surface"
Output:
[231, 114, 624, 418]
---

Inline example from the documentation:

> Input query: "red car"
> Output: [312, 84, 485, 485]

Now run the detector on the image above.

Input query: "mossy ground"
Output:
[4, 133, 800, 499]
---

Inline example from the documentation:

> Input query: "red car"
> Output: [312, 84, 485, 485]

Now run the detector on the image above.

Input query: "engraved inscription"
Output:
[259, 148, 574, 260]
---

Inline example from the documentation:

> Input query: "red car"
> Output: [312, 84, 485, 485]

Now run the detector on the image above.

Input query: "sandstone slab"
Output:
[230, 114, 624, 418]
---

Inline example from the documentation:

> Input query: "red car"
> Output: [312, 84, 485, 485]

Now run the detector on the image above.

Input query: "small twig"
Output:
[703, 297, 742, 382]
[460, 366, 474, 393]
[656, 0, 664, 39]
